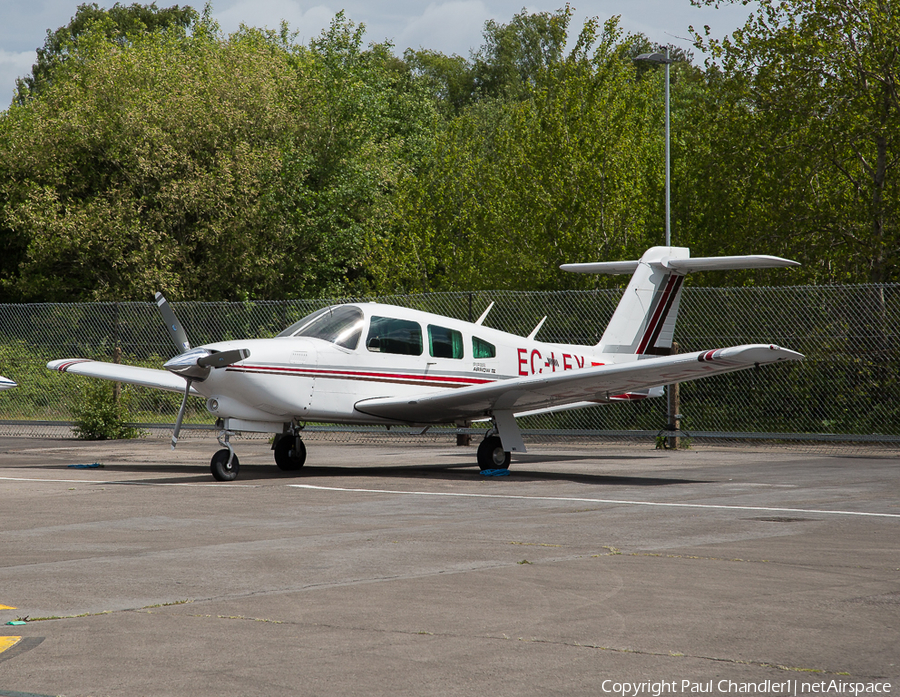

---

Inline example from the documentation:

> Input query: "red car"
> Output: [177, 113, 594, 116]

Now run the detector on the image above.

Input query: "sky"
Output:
[0, 0, 758, 106]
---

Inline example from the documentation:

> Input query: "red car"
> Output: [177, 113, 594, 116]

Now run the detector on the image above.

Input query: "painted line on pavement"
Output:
[290, 484, 900, 519]
[0, 638, 21, 654]
[0, 476, 245, 487]
[0, 637, 45, 667]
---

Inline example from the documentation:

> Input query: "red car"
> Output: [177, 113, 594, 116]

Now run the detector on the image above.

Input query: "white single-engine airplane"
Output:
[0, 376, 16, 390]
[48, 246, 802, 481]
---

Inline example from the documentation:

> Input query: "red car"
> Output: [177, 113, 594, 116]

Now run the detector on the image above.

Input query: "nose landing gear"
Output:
[210, 428, 239, 481]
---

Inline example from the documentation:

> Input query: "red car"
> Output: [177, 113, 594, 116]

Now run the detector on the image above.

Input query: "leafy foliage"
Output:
[0, 9, 434, 302]
[687, 0, 900, 284]
[0, 2, 898, 301]
[368, 16, 664, 293]
[14, 1, 198, 105]
[70, 380, 142, 440]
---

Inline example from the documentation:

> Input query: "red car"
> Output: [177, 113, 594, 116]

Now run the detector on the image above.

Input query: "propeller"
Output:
[154, 293, 250, 449]
[198, 349, 250, 369]
[155, 292, 191, 354]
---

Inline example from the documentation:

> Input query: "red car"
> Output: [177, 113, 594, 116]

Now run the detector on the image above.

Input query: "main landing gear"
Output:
[273, 431, 307, 472]
[477, 432, 511, 471]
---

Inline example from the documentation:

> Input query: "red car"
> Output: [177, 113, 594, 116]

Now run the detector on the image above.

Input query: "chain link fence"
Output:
[0, 284, 897, 449]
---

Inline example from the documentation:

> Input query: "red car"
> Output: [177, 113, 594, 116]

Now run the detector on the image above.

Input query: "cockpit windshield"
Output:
[277, 305, 365, 350]
[277, 308, 330, 338]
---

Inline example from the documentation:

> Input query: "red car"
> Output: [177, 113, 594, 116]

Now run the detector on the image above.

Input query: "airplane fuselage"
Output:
[192, 302, 627, 429]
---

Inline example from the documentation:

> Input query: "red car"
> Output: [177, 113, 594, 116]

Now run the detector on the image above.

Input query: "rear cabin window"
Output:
[473, 337, 496, 359]
[366, 316, 423, 356]
[428, 325, 464, 359]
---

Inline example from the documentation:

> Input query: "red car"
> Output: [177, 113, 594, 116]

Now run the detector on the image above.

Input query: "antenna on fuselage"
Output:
[527, 316, 547, 340]
[474, 302, 494, 326]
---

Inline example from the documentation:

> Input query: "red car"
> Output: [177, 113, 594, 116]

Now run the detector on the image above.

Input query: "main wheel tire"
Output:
[211, 448, 240, 481]
[274, 435, 307, 472]
[477, 435, 511, 471]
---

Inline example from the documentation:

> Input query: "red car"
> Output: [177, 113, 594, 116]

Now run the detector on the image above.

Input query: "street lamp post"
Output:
[634, 47, 678, 448]
[634, 48, 673, 247]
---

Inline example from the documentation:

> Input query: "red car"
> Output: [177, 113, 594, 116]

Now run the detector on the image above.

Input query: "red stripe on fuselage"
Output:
[227, 365, 497, 389]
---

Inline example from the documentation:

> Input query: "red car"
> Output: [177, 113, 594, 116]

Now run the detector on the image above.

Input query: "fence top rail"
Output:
[0, 283, 898, 310]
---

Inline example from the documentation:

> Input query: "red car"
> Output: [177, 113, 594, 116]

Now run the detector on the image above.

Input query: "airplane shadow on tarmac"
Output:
[47, 457, 709, 487]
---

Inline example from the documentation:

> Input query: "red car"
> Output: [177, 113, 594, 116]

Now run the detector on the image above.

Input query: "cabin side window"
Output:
[472, 336, 496, 359]
[366, 316, 423, 356]
[428, 325, 464, 359]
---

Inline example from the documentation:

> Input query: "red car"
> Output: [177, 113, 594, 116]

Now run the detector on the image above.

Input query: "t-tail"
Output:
[561, 246, 799, 357]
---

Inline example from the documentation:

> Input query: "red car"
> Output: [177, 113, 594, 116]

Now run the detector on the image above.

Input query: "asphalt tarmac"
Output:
[0, 436, 897, 697]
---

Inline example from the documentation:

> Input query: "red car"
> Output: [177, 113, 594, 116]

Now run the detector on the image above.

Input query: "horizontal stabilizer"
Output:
[666, 255, 799, 272]
[561, 253, 798, 275]
[560, 247, 799, 355]
[560, 260, 640, 275]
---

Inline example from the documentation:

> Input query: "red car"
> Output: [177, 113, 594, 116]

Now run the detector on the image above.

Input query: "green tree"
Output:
[403, 6, 581, 115]
[688, 0, 900, 283]
[280, 13, 437, 297]
[14, 2, 198, 106]
[0, 18, 309, 301]
[404, 48, 476, 115]
[367, 16, 665, 292]
[0, 12, 436, 301]
[471, 5, 572, 100]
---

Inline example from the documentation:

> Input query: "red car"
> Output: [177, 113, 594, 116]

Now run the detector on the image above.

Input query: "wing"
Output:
[48, 359, 199, 395]
[354, 344, 802, 424]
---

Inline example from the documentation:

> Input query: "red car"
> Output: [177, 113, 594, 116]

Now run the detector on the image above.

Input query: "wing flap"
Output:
[354, 344, 802, 424]
[48, 359, 198, 395]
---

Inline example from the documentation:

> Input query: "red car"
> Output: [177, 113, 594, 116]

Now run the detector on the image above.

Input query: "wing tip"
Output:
[47, 358, 93, 372]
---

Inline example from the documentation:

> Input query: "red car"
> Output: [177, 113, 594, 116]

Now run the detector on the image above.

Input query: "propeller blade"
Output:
[171, 379, 192, 450]
[155, 292, 191, 354]
[197, 348, 250, 369]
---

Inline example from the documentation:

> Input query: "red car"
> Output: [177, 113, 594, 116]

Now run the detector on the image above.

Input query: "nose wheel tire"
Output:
[477, 435, 511, 471]
[211, 448, 240, 481]
[274, 434, 307, 472]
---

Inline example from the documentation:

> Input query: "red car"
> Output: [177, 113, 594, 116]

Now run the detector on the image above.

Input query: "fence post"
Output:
[456, 420, 470, 447]
[667, 341, 680, 449]
[113, 302, 122, 402]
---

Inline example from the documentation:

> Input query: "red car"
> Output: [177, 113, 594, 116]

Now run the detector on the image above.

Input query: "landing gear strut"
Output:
[210, 428, 239, 481]
[273, 429, 306, 472]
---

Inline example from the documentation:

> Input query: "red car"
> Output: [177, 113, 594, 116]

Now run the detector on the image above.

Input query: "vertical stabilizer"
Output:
[594, 246, 688, 356]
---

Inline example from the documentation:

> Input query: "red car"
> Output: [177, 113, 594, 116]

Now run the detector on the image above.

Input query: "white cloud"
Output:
[0, 49, 36, 106]
[215, 0, 336, 42]
[394, 2, 493, 56]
